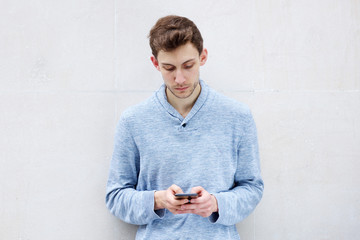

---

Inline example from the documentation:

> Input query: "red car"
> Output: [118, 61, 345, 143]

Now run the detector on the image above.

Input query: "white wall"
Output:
[1, 0, 359, 239]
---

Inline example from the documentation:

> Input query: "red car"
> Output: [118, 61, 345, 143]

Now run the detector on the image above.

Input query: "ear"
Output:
[150, 56, 161, 71]
[199, 48, 208, 66]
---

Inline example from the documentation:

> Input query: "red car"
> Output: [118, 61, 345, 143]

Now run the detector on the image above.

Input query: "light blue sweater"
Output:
[106, 80, 264, 239]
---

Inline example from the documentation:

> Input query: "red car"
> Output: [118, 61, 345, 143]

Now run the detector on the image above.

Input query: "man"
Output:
[106, 15, 264, 239]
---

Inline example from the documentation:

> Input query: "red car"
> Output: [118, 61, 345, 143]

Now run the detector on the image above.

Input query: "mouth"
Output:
[175, 86, 189, 91]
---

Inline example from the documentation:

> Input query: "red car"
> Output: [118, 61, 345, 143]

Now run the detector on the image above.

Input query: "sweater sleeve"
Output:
[211, 110, 264, 226]
[105, 114, 165, 225]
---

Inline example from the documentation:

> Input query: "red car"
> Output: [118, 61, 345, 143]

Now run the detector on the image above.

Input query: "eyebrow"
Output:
[161, 58, 196, 66]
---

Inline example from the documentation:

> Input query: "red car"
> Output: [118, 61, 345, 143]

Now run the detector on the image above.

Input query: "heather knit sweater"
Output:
[106, 80, 264, 240]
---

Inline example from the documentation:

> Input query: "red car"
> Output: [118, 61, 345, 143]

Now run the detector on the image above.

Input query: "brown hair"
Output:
[148, 15, 203, 58]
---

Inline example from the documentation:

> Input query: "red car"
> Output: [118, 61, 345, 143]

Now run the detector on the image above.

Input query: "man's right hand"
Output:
[154, 184, 189, 215]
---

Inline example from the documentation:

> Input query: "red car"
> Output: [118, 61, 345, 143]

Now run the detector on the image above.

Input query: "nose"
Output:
[174, 70, 186, 84]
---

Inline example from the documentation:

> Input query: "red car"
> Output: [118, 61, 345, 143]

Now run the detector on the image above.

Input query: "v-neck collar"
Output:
[155, 80, 209, 125]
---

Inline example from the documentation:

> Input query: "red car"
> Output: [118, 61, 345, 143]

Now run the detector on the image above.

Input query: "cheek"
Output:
[187, 69, 199, 78]
[160, 70, 171, 77]
[160, 72, 175, 82]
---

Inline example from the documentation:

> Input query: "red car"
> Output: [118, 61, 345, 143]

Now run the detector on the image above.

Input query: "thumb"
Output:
[190, 186, 204, 194]
[169, 184, 184, 194]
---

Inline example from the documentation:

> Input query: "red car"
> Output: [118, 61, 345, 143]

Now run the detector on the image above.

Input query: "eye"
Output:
[184, 64, 194, 69]
[163, 66, 175, 71]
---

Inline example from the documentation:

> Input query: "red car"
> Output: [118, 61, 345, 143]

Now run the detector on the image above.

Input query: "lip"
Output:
[175, 86, 189, 91]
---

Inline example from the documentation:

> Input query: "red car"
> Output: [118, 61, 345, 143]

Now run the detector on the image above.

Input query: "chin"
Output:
[174, 91, 191, 99]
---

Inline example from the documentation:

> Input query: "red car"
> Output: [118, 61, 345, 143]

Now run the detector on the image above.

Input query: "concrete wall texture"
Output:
[1, 0, 359, 239]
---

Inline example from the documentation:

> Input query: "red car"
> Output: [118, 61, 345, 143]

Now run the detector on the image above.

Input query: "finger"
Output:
[190, 186, 204, 194]
[170, 184, 183, 194]
[190, 193, 212, 205]
[178, 207, 210, 216]
[168, 195, 187, 206]
[173, 206, 196, 215]
[170, 209, 183, 215]
[176, 209, 195, 214]
[189, 198, 201, 204]
[173, 199, 189, 207]
[190, 193, 208, 204]
[170, 193, 189, 206]
[180, 202, 198, 210]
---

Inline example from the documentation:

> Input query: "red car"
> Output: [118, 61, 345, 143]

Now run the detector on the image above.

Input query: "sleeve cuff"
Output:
[208, 212, 219, 223]
[155, 209, 165, 218]
[147, 190, 165, 220]
[209, 193, 226, 224]
[208, 193, 221, 223]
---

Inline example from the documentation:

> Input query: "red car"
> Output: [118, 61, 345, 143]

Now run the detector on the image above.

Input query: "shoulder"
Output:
[119, 94, 157, 124]
[209, 88, 252, 118]
[204, 87, 257, 142]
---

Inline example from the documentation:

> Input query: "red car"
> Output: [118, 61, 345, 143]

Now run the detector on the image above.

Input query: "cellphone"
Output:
[174, 193, 198, 199]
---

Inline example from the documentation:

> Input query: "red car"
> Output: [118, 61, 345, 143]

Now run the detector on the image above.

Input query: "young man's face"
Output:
[151, 42, 207, 99]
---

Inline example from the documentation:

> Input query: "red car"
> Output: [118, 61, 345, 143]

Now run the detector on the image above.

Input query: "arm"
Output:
[106, 114, 192, 225]
[211, 110, 264, 225]
[105, 115, 162, 225]
[174, 110, 263, 225]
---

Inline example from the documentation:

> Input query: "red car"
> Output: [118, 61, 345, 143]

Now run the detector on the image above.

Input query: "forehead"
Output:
[157, 42, 200, 64]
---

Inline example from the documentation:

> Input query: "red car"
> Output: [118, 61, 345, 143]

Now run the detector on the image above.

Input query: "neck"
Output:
[166, 83, 201, 118]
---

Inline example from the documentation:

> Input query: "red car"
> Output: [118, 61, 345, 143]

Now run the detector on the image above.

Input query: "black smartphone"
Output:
[174, 193, 198, 199]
